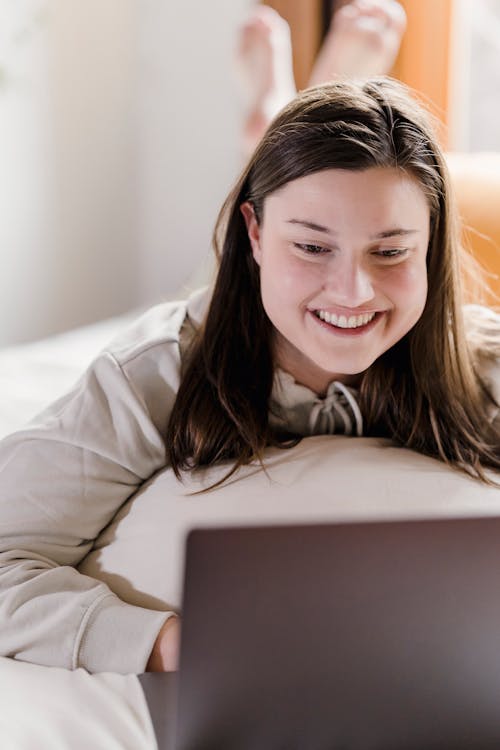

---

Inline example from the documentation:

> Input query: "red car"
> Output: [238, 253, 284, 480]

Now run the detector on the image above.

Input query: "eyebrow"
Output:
[286, 219, 419, 240]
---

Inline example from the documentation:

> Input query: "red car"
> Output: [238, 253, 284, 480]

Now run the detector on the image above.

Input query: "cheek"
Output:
[261, 250, 319, 299]
[384, 263, 428, 306]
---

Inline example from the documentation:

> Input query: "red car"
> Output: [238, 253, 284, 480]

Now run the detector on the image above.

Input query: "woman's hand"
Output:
[146, 616, 181, 672]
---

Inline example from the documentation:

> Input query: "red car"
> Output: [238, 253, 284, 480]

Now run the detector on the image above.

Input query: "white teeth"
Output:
[316, 310, 376, 328]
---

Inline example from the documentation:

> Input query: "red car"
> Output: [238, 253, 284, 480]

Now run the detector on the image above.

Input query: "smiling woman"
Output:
[0, 77, 499, 678]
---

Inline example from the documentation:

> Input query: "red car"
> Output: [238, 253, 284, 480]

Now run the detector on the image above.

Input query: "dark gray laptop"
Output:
[141, 516, 500, 749]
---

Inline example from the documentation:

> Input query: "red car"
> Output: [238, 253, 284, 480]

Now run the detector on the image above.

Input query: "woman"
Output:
[0, 78, 499, 675]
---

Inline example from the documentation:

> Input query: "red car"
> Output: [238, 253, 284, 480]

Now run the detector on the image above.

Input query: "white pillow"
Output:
[79, 436, 500, 613]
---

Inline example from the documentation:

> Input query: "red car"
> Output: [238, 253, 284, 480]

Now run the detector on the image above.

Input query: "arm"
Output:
[0, 341, 177, 674]
[146, 616, 182, 672]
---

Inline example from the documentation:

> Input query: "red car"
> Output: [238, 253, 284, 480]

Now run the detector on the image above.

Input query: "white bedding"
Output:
[0, 657, 156, 750]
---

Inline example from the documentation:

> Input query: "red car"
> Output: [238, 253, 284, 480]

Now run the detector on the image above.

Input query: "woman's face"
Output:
[241, 167, 430, 394]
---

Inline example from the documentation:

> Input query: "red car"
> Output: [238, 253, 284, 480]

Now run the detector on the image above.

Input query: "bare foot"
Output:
[309, 0, 407, 85]
[235, 0, 406, 156]
[235, 5, 297, 157]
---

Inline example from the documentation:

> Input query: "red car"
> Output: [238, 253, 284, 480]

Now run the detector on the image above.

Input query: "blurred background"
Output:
[0, 0, 499, 346]
[0, 0, 247, 345]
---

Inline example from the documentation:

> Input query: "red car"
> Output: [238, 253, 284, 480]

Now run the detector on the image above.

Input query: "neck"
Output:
[273, 336, 361, 396]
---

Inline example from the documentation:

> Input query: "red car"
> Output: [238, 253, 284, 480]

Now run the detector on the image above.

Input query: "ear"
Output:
[240, 201, 263, 266]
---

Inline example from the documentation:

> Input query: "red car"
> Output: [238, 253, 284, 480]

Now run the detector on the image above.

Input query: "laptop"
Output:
[140, 517, 500, 749]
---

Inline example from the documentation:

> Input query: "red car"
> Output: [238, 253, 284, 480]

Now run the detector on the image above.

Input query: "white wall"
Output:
[136, 0, 250, 306]
[0, 1, 55, 345]
[0, 0, 251, 346]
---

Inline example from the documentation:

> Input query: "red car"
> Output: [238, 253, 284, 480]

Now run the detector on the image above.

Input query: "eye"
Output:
[294, 243, 329, 255]
[374, 247, 409, 259]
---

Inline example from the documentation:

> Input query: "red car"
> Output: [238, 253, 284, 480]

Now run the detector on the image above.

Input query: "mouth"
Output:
[310, 308, 384, 335]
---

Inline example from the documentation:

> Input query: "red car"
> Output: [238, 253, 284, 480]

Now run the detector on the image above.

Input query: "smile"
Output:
[314, 310, 376, 329]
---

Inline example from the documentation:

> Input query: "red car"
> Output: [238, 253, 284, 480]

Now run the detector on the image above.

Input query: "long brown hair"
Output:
[167, 78, 500, 485]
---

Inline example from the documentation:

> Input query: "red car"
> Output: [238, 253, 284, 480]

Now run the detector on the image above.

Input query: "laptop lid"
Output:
[175, 517, 500, 750]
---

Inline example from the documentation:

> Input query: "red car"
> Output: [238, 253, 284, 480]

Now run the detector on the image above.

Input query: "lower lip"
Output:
[309, 310, 385, 336]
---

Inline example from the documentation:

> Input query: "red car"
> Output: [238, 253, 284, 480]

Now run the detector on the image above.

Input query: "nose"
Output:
[322, 256, 375, 308]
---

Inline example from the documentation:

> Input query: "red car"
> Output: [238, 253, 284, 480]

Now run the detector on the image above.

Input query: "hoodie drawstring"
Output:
[308, 381, 363, 437]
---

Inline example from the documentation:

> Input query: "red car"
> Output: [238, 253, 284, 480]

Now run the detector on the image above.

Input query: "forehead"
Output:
[264, 167, 430, 230]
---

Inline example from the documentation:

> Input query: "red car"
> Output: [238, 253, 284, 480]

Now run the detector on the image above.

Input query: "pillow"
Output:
[79, 436, 500, 613]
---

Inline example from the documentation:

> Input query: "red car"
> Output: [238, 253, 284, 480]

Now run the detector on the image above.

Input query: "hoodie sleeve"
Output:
[0, 302, 186, 674]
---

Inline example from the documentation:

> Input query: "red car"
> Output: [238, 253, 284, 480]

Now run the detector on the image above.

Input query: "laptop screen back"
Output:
[176, 517, 500, 749]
